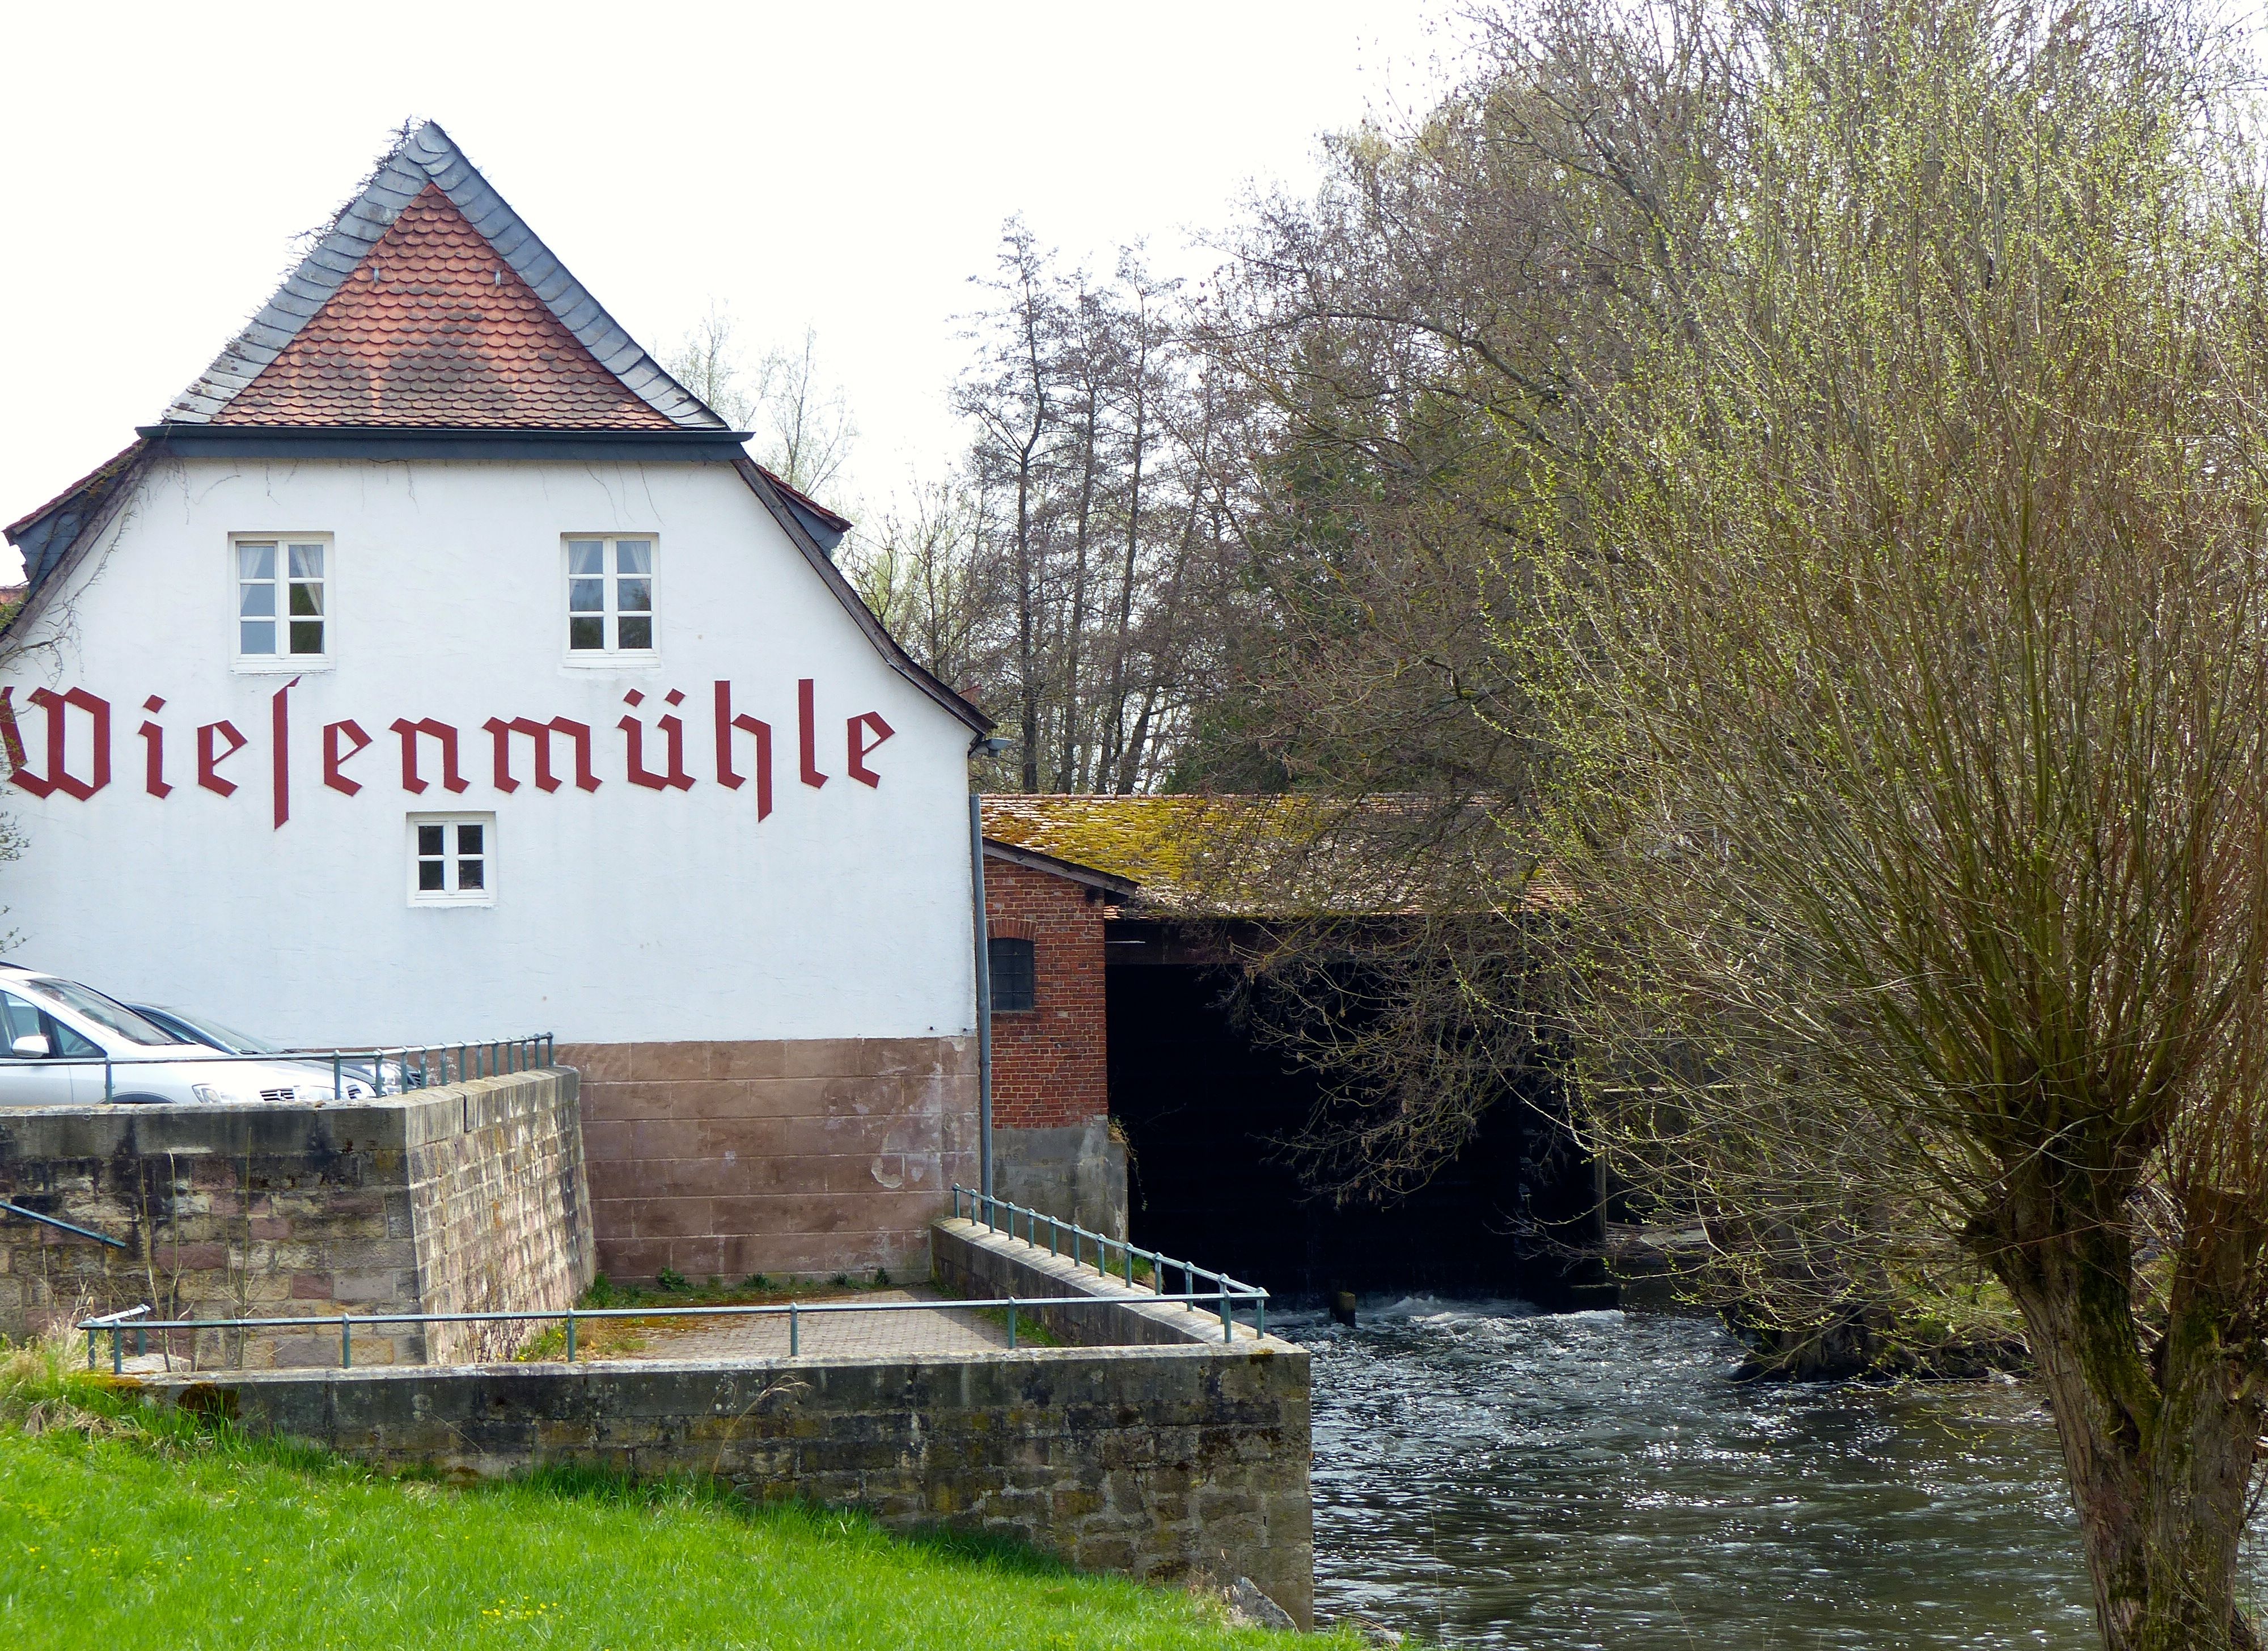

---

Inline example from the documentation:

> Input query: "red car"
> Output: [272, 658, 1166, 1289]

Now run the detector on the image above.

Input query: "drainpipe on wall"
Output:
[969, 788, 995, 1199]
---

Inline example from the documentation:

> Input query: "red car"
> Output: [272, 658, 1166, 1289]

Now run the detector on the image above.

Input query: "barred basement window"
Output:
[408, 814, 495, 907]
[988, 937, 1036, 1013]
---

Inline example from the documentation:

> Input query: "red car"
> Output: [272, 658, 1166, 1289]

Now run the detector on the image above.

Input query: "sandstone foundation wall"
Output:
[561, 1036, 976, 1286]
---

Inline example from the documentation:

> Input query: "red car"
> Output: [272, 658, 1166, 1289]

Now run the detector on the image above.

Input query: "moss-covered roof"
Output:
[980, 796, 1212, 894]
[978, 794, 1563, 918]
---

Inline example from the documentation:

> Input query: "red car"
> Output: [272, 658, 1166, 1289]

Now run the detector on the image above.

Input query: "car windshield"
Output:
[145, 1007, 280, 1055]
[27, 979, 185, 1047]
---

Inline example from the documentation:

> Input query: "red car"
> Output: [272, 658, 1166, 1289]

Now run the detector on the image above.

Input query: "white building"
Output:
[1, 122, 988, 1281]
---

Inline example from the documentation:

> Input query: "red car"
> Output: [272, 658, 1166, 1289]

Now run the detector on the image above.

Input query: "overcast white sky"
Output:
[2, 1, 1459, 554]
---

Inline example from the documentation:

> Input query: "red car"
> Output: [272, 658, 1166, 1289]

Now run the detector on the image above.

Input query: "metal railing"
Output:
[2, 1200, 124, 1247]
[18, 1034, 557, 1103]
[75, 1191, 1271, 1374]
[950, 1184, 1269, 1341]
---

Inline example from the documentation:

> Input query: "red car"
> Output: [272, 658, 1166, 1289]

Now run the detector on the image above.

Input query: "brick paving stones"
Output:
[602, 1287, 1013, 1362]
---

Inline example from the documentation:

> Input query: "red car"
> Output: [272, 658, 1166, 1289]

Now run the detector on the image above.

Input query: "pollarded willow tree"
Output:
[1536, 2, 2268, 1645]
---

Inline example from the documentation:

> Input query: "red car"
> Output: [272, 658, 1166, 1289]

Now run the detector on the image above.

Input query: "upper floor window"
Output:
[234, 535, 330, 666]
[566, 536, 655, 657]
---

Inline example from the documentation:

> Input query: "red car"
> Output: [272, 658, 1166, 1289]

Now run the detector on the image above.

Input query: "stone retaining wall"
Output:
[0, 1070, 591, 1366]
[930, 1216, 1267, 1349]
[137, 1339, 1313, 1628]
[125, 1214, 1314, 1624]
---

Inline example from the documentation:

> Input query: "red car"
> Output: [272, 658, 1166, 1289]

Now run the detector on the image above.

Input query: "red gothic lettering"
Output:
[656, 689, 693, 789]
[798, 678, 827, 789]
[324, 719, 372, 795]
[484, 716, 599, 794]
[618, 691, 692, 792]
[198, 721, 248, 797]
[389, 718, 468, 795]
[713, 680, 773, 821]
[847, 711, 895, 788]
[14, 687, 113, 801]
[0, 689, 49, 798]
[270, 678, 298, 829]
[139, 695, 170, 798]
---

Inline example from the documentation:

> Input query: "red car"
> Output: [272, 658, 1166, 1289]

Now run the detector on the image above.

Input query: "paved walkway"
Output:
[612, 1287, 1014, 1362]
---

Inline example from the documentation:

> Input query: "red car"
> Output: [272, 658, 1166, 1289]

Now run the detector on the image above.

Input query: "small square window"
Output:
[988, 937, 1036, 1013]
[234, 535, 331, 668]
[408, 814, 494, 907]
[565, 536, 658, 658]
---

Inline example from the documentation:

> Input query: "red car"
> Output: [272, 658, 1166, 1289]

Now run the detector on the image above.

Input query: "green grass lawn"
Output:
[0, 1345, 1343, 1651]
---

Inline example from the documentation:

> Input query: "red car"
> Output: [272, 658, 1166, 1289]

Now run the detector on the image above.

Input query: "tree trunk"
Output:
[1060, 374, 1099, 791]
[1976, 1183, 2263, 1651]
[1102, 332, 1149, 786]
[1015, 446, 1040, 793]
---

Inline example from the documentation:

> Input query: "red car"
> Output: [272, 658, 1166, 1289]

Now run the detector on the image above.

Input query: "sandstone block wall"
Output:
[561, 1036, 976, 1286]
[405, 1075, 595, 1365]
[0, 1070, 590, 1368]
[140, 1341, 1314, 1628]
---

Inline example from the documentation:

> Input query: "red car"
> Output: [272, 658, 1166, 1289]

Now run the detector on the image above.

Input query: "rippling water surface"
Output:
[1285, 1299, 2265, 1649]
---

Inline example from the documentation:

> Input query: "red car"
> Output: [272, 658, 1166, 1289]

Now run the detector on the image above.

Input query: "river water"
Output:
[1284, 1298, 2267, 1648]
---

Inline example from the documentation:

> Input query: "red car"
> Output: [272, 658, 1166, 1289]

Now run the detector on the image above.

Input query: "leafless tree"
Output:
[929, 226, 1243, 793]
[758, 327, 856, 497]
[958, 222, 1058, 791]
[843, 476, 996, 697]
[662, 307, 855, 494]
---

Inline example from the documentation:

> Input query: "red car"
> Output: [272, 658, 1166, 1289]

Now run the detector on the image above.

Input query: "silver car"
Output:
[131, 1003, 417, 1096]
[0, 967, 372, 1105]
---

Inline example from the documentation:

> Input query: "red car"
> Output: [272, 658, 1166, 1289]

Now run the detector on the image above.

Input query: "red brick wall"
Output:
[985, 858, 1109, 1130]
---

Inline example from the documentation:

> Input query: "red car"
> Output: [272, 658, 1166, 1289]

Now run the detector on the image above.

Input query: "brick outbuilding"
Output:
[980, 835, 1135, 1235]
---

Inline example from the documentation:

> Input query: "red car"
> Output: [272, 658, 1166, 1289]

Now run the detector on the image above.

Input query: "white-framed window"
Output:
[407, 814, 495, 907]
[233, 534, 332, 667]
[565, 535, 655, 658]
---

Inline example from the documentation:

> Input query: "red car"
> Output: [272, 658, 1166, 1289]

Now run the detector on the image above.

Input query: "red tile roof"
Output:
[213, 185, 676, 430]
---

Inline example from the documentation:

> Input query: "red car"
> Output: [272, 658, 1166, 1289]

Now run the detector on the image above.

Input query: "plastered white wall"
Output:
[0, 455, 980, 1047]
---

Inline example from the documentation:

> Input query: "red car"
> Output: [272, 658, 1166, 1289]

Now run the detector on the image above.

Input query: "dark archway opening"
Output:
[1106, 953, 1611, 1308]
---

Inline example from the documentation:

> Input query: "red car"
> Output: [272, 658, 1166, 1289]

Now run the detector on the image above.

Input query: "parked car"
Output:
[0, 967, 371, 1105]
[130, 1003, 416, 1095]
[127, 1002, 278, 1059]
